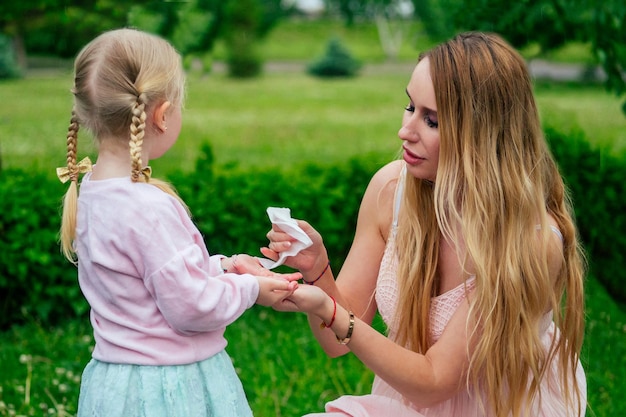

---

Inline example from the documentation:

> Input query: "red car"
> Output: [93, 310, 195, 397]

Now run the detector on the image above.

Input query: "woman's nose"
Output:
[398, 117, 418, 142]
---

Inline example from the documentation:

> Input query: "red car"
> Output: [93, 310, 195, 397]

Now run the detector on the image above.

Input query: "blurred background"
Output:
[0, 1, 624, 416]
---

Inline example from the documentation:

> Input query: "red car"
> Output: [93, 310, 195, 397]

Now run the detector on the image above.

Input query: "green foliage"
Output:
[129, 1, 217, 56]
[226, 37, 263, 78]
[307, 37, 362, 78]
[0, 153, 378, 329]
[21, 3, 135, 58]
[545, 126, 626, 303]
[0, 170, 86, 329]
[581, 275, 626, 416]
[223, 0, 264, 78]
[0, 320, 91, 416]
[0, 132, 625, 414]
[1, 275, 625, 416]
[226, 307, 375, 415]
[411, 0, 459, 41]
[258, 18, 433, 62]
[411, 0, 626, 115]
[0, 34, 20, 79]
[170, 145, 377, 265]
[2, 128, 625, 327]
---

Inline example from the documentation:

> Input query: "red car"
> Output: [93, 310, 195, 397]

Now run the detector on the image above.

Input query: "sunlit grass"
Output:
[214, 18, 435, 62]
[1, 71, 623, 181]
[1, 274, 624, 416]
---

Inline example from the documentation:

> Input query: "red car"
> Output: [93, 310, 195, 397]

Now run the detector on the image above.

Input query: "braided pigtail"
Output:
[128, 94, 190, 214]
[130, 94, 149, 183]
[60, 111, 81, 262]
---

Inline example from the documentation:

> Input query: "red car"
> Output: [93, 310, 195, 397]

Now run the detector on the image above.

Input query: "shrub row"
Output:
[0, 148, 377, 329]
[1, 129, 624, 329]
[545, 126, 626, 303]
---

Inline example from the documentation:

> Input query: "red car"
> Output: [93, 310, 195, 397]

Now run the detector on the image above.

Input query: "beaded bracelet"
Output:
[303, 261, 330, 285]
[336, 311, 355, 345]
[320, 295, 336, 329]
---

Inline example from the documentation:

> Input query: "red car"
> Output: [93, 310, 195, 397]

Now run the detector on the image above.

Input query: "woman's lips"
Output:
[403, 147, 424, 165]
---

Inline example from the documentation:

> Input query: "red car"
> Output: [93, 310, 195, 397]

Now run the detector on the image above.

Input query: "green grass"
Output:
[1, 275, 624, 416]
[1, 71, 624, 180]
[214, 18, 436, 62]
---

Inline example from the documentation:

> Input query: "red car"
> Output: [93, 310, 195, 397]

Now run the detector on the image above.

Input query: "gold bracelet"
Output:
[336, 311, 354, 345]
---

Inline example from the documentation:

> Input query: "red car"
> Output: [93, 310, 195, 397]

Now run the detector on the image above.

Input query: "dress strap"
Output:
[550, 225, 564, 242]
[535, 224, 563, 242]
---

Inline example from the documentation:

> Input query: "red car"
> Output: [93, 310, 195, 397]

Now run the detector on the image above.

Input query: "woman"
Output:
[264, 32, 587, 417]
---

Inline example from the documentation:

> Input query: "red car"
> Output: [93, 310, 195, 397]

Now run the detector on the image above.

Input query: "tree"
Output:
[130, 0, 286, 77]
[411, 0, 626, 115]
[327, 0, 416, 60]
[1, 0, 287, 78]
[0, 1, 152, 75]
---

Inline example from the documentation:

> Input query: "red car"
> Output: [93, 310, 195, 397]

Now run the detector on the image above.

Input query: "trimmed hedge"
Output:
[546, 126, 626, 303]
[1, 129, 624, 329]
[0, 150, 377, 329]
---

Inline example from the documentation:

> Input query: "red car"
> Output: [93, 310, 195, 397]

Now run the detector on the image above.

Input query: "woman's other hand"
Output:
[260, 219, 328, 275]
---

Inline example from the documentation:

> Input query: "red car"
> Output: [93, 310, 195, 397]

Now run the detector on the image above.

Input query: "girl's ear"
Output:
[153, 101, 171, 133]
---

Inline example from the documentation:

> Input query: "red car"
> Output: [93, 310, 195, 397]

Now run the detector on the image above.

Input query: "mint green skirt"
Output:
[77, 350, 253, 417]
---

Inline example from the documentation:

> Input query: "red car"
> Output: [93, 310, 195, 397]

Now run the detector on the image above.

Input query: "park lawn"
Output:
[0, 71, 624, 179]
[0, 273, 624, 416]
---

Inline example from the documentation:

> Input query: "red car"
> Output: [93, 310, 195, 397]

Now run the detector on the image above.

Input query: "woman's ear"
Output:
[153, 101, 171, 133]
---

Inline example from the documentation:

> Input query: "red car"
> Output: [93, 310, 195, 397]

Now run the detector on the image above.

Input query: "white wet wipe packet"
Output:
[258, 207, 312, 269]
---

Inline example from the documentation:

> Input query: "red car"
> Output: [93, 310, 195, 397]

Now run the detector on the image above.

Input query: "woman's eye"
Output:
[404, 104, 415, 112]
[424, 115, 439, 128]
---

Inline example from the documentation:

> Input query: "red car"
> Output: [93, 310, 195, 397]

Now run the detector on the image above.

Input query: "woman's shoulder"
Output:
[359, 160, 404, 238]
[374, 159, 404, 179]
[367, 160, 404, 193]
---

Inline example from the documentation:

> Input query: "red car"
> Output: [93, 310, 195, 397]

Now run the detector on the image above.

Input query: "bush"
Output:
[545, 126, 626, 303]
[307, 37, 362, 78]
[226, 40, 263, 78]
[223, 0, 264, 78]
[0, 170, 85, 329]
[1, 129, 625, 329]
[0, 34, 21, 79]
[0, 151, 378, 329]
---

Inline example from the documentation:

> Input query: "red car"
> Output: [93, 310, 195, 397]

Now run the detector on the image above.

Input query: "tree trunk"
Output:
[12, 33, 27, 74]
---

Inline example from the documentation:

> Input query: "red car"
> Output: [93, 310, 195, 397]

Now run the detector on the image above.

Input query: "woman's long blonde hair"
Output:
[394, 32, 585, 416]
[59, 28, 188, 262]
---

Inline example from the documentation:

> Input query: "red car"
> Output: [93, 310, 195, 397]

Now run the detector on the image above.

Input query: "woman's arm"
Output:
[268, 161, 402, 357]
[279, 284, 474, 408]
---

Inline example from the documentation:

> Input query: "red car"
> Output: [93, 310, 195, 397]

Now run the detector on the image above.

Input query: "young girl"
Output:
[57, 28, 300, 417]
[265, 32, 587, 417]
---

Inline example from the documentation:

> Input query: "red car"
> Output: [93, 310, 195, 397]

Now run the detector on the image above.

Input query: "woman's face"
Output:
[398, 58, 440, 182]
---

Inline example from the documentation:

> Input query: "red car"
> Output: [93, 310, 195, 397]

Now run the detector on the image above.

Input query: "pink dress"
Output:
[305, 171, 586, 417]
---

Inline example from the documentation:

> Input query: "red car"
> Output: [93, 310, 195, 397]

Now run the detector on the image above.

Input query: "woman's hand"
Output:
[272, 284, 329, 316]
[255, 276, 299, 307]
[260, 219, 328, 275]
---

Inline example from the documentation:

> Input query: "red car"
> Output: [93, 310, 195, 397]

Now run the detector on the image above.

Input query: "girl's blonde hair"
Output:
[394, 32, 585, 416]
[60, 28, 188, 262]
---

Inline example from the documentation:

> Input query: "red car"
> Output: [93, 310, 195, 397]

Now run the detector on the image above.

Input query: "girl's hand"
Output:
[228, 253, 302, 282]
[260, 219, 328, 275]
[272, 284, 328, 315]
[255, 276, 299, 307]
